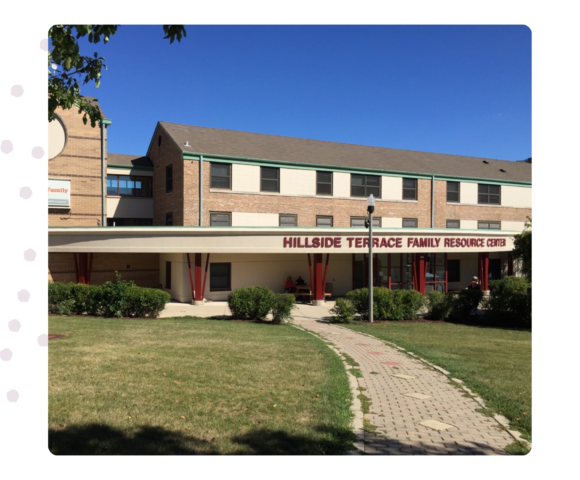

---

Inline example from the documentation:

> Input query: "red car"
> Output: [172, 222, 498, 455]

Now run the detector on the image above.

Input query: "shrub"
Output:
[99, 272, 136, 318]
[425, 291, 454, 320]
[346, 288, 369, 318]
[330, 298, 356, 323]
[271, 293, 295, 324]
[483, 280, 531, 328]
[227, 286, 275, 320]
[122, 287, 171, 318]
[373, 287, 394, 320]
[450, 289, 484, 321]
[48, 282, 74, 315]
[388, 289, 426, 320]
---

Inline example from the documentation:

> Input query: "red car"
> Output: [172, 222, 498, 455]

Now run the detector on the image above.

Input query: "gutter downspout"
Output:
[431, 175, 435, 228]
[99, 119, 112, 227]
[199, 155, 203, 226]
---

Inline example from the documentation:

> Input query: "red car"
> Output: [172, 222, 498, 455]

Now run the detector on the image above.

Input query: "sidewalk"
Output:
[159, 300, 515, 454]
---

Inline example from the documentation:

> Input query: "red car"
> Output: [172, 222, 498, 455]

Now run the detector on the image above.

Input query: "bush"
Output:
[346, 287, 425, 321]
[483, 279, 531, 328]
[330, 298, 356, 323]
[425, 291, 454, 320]
[450, 289, 484, 321]
[122, 287, 171, 318]
[99, 273, 136, 318]
[271, 293, 295, 324]
[227, 286, 275, 320]
[48, 274, 171, 318]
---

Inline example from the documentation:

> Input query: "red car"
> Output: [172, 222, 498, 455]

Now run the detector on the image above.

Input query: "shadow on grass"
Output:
[49, 424, 355, 455]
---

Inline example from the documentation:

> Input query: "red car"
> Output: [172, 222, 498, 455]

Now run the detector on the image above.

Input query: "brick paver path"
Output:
[292, 304, 514, 455]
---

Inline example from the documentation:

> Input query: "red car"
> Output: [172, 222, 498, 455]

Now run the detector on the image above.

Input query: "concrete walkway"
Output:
[159, 300, 516, 454]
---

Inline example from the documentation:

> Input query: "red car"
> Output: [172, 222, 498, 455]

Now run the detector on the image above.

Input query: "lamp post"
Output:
[366, 194, 375, 323]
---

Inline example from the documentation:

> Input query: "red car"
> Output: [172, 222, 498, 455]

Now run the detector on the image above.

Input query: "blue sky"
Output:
[77, 25, 531, 161]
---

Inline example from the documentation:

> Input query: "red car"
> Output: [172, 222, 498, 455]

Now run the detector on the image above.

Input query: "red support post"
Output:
[73, 253, 79, 283]
[186, 253, 195, 302]
[194, 253, 203, 303]
[307, 254, 314, 299]
[314, 253, 324, 303]
[78, 253, 88, 285]
[418, 254, 426, 294]
[202, 253, 210, 301]
[87, 253, 93, 285]
[322, 254, 330, 301]
[478, 252, 489, 290]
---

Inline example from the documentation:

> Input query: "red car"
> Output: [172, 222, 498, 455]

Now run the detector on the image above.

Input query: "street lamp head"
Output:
[367, 194, 375, 214]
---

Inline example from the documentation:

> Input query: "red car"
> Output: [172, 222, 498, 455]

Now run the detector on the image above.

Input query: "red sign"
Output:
[282, 236, 507, 249]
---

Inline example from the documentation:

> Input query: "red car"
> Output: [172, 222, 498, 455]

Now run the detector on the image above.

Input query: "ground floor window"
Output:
[165, 261, 171, 289]
[447, 259, 460, 282]
[489, 258, 502, 281]
[352, 253, 447, 292]
[210, 263, 231, 291]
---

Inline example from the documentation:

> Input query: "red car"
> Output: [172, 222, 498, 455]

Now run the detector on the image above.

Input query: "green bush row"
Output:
[331, 276, 531, 328]
[48, 274, 171, 318]
[227, 286, 295, 324]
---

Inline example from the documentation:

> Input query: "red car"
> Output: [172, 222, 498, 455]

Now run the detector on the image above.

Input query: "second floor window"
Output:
[446, 220, 460, 229]
[447, 181, 460, 203]
[316, 171, 333, 195]
[316, 216, 333, 227]
[351, 174, 381, 198]
[478, 184, 501, 205]
[166, 165, 173, 194]
[279, 214, 297, 226]
[107, 175, 152, 197]
[210, 212, 231, 226]
[402, 178, 417, 200]
[210, 163, 231, 189]
[478, 221, 501, 230]
[351, 217, 380, 227]
[403, 218, 418, 228]
[261, 167, 280, 192]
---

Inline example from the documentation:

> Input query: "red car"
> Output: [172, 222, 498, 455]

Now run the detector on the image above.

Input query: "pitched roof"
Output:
[158, 121, 531, 183]
[108, 153, 153, 169]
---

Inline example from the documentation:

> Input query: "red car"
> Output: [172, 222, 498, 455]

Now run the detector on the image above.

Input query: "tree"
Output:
[512, 217, 531, 280]
[48, 25, 186, 127]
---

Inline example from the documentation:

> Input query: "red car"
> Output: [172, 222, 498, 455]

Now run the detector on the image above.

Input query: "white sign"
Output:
[48, 179, 71, 208]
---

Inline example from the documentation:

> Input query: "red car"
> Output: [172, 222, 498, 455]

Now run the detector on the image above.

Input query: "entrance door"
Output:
[489, 258, 502, 281]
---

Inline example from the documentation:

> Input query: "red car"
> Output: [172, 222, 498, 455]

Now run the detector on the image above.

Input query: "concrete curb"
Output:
[290, 322, 365, 454]
[333, 324, 532, 451]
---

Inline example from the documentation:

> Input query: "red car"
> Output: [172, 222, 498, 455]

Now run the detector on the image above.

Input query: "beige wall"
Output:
[107, 167, 153, 177]
[382, 217, 403, 228]
[461, 220, 478, 230]
[107, 197, 154, 219]
[280, 168, 316, 196]
[333, 172, 350, 198]
[382, 176, 403, 201]
[232, 212, 279, 227]
[460, 182, 478, 205]
[232, 164, 260, 192]
[502, 186, 532, 208]
[501, 221, 527, 232]
[48, 116, 66, 160]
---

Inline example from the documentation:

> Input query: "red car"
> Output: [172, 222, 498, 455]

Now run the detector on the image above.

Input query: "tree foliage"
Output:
[512, 218, 532, 280]
[48, 25, 186, 127]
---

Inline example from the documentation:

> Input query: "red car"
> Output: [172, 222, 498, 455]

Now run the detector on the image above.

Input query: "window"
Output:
[210, 212, 231, 226]
[316, 171, 333, 195]
[403, 218, 418, 228]
[478, 184, 501, 204]
[316, 216, 333, 227]
[210, 163, 231, 189]
[446, 220, 460, 229]
[351, 174, 381, 198]
[210, 263, 231, 291]
[447, 181, 460, 203]
[107, 218, 153, 227]
[425, 253, 447, 293]
[478, 221, 501, 230]
[402, 178, 417, 200]
[279, 214, 297, 226]
[166, 165, 173, 194]
[350, 217, 381, 227]
[261, 167, 280, 192]
[165, 261, 171, 289]
[447, 259, 460, 283]
[165, 212, 173, 226]
[106, 175, 152, 197]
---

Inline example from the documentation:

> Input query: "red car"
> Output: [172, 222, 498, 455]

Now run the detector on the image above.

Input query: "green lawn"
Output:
[49, 316, 354, 454]
[342, 321, 531, 441]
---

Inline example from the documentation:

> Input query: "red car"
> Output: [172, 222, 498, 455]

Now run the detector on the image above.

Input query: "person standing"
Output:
[467, 276, 481, 290]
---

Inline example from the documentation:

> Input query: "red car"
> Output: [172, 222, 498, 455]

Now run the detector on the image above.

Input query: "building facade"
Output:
[48, 104, 531, 305]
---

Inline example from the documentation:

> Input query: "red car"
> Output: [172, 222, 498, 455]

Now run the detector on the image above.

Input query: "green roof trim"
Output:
[182, 151, 531, 187]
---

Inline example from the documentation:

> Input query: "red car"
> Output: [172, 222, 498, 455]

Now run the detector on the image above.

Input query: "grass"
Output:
[342, 321, 531, 441]
[49, 316, 355, 454]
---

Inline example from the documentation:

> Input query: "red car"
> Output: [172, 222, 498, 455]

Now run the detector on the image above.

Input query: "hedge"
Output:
[227, 286, 295, 322]
[48, 274, 170, 318]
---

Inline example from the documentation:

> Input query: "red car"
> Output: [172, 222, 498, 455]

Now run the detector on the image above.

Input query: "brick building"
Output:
[49, 102, 531, 305]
